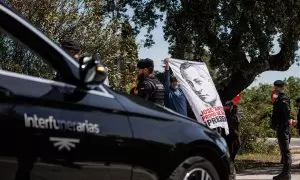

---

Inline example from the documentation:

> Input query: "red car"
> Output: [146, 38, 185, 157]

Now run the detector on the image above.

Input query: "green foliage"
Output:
[125, 0, 300, 100]
[0, 34, 54, 79]
[1, 0, 139, 92]
[155, 71, 164, 83]
[107, 20, 139, 92]
[239, 77, 300, 154]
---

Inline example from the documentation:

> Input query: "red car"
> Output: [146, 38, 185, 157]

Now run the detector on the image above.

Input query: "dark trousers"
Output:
[226, 133, 241, 161]
[277, 126, 291, 173]
[281, 133, 291, 162]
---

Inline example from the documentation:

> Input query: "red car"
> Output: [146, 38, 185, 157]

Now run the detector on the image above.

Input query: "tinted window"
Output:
[0, 31, 55, 79]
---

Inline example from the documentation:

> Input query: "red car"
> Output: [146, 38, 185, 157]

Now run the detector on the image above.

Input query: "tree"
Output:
[123, 0, 300, 101]
[155, 70, 164, 83]
[109, 20, 139, 92]
[1, 0, 138, 92]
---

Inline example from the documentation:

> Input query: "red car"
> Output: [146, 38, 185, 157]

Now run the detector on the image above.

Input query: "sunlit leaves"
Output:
[1, 0, 139, 92]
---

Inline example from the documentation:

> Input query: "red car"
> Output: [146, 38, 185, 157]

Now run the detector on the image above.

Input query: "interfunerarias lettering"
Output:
[24, 113, 100, 134]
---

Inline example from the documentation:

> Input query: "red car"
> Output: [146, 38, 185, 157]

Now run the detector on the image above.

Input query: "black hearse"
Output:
[0, 2, 235, 180]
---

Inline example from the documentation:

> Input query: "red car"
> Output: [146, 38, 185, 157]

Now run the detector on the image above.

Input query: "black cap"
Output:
[60, 39, 81, 52]
[137, 58, 154, 69]
[274, 80, 285, 87]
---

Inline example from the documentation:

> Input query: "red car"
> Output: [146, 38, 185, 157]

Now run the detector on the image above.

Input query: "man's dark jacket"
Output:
[137, 76, 165, 105]
[271, 92, 291, 129]
[163, 70, 187, 115]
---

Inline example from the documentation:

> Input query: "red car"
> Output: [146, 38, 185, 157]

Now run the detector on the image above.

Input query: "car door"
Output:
[0, 71, 88, 180]
[0, 75, 17, 180]
[71, 86, 133, 180]
[0, 71, 132, 180]
[0, 3, 133, 180]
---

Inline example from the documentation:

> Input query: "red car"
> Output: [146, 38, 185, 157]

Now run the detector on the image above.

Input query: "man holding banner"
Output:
[168, 58, 229, 136]
[163, 58, 187, 116]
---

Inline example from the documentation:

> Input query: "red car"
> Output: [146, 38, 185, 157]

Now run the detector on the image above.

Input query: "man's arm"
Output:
[296, 111, 300, 129]
[282, 97, 292, 124]
[137, 81, 153, 100]
[164, 58, 171, 92]
[143, 82, 153, 100]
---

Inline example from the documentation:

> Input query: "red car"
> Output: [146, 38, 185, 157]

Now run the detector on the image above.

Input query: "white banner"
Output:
[169, 58, 229, 135]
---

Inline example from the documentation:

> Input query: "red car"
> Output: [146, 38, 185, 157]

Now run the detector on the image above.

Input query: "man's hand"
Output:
[292, 119, 297, 127]
[164, 57, 169, 64]
[133, 87, 138, 95]
[289, 119, 297, 127]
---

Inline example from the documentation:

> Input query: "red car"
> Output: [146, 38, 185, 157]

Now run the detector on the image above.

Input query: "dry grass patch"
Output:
[235, 153, 280, 172]
[236, 153, 280, 162]
[291, 149, 300, 154]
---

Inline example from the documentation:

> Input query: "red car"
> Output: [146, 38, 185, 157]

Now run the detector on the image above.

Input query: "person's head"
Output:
[137, 58, 154, 80]
[296, 98, 300, 108]
[170, 76, 179, 88]
[60, 39, 81, 60]
[273, 80, 285, 93]
[232, 104, 238, 113]
[180, 62, 217, 105]
[224, 101, 234, 112]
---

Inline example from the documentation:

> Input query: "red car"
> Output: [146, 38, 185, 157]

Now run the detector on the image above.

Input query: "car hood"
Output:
[111, 90, 229, 153]
[109, 89, 203, 126]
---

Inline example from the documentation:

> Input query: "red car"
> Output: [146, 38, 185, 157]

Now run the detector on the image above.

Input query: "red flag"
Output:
[233, 93, 241, 104]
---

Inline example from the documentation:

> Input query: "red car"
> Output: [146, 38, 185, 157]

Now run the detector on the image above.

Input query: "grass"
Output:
[235, 153, 281, 172]
[236, 153, 280, 162]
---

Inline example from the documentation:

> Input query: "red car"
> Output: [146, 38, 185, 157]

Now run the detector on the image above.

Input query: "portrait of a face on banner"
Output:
[168, 58, 229, 135]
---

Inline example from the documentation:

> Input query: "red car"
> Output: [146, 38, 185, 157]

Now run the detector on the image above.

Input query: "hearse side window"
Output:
[0, 31, 55, 80]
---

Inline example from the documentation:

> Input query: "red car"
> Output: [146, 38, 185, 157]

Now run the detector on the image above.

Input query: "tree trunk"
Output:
[217, 49, 294, 103]
[217, 71, 258, 103]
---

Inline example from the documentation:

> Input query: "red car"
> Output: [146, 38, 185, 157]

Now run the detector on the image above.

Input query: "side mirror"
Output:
[79, 54, 108, 85]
